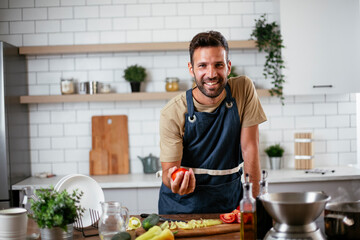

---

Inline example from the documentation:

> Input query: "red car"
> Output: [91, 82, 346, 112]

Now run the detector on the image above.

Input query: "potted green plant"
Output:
[29, 187, 84, 240]
[251, 14, 285, 104]
[264, 144, 284, 170]
[123, 64, 147, 92]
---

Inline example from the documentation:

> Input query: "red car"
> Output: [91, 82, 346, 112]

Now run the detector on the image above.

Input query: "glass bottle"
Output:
[98, 201, 129, 240]
[240, 173, 257, 240]
[256, 170, 273, 239]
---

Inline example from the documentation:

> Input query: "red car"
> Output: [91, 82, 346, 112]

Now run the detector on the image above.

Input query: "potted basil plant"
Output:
[123, 64, 147, 92]
[264, 144, 284, 170]
[29, 187, 84, 240]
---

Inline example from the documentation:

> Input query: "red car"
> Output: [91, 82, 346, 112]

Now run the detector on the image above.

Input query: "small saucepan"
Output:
[324, 201, 360, 239]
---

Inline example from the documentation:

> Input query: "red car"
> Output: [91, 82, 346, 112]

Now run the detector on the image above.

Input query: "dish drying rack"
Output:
[74, 209, 100, 237]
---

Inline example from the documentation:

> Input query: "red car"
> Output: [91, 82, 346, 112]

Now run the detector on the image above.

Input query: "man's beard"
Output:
[194, 76, 227, 99]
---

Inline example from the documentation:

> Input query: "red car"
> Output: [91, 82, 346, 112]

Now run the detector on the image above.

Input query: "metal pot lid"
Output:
[326, 201, 360, 213]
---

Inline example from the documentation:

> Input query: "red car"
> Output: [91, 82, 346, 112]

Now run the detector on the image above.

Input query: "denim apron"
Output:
[158, 84, 243, 214]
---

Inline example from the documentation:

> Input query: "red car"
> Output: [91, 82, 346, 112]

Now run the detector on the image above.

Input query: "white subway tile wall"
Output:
[0, 0, 357, 176]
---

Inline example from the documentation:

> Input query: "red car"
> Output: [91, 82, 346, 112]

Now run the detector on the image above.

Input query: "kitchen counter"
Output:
[13, 173, 162, 190]
[12, 165, 360, 190]
[13, 165, 360, 214]
[266, 165, 360, 183]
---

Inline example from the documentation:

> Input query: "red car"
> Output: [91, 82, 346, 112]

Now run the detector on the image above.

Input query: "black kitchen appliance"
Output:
[0, 41, 31, 209]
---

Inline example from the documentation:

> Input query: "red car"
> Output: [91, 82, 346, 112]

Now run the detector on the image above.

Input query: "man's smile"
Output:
[204, 81, 218, 86]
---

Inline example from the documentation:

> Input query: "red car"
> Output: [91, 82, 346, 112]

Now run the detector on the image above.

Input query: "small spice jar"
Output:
[60, 78, 75, 94]
[165, 77, 179, 92]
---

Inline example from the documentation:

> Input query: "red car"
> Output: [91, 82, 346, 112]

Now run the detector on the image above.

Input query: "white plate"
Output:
[56, 174, 104, 227]
[54, 174, 78, 191]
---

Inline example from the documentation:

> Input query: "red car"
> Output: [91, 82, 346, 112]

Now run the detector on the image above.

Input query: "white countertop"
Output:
[12, 166, 360, 190]
[267, 165, 360, 183]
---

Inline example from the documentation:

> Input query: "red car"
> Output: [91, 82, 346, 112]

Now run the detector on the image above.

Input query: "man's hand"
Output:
[162, 163, 196, 195]
[169, 167, 196, 195]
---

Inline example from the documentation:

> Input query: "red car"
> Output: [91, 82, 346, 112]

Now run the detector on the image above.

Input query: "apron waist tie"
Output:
[182, 162, 243, 176]
[155, 163, 243, 178]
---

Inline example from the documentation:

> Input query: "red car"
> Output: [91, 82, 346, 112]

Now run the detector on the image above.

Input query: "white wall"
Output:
[0, 0, 356, 176]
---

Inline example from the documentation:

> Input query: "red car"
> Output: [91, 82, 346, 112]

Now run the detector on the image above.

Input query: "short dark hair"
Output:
[189, 31, 229, 65]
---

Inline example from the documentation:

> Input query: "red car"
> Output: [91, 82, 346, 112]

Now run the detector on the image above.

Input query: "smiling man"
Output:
[158, 31, 267, 214]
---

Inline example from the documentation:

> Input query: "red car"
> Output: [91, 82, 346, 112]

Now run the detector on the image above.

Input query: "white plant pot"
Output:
[269, 157, 282, 170]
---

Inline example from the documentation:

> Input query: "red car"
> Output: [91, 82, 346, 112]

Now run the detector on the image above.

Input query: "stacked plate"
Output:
[54, 174, 104, 227]
[0, 208, 27, 240]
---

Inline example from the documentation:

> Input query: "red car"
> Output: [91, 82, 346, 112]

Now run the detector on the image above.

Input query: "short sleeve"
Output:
[159, 93, 187, 162]
[229, 76, 267, 128]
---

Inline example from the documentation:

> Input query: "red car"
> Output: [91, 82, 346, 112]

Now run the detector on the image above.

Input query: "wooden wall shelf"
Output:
[20, 89, 270, 104]
[19, 40, 256, 55]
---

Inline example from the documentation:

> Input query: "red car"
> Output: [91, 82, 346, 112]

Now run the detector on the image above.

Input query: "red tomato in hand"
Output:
[171, 168, 189, 181]
[220, 213, 236, 223]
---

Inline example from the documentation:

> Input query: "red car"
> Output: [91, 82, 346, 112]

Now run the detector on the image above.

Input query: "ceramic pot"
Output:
[130, 82, 140, 92]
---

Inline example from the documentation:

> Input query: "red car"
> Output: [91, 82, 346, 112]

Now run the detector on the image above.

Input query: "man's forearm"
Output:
[241, 125, 261, 197]
[244, 154, 261, 197]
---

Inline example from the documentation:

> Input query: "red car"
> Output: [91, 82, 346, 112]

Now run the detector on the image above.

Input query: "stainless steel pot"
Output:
[324, 201, 360, 240]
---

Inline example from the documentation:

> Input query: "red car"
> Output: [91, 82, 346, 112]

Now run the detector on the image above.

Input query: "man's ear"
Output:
[188, 62, 195, 77]
[227, 60, 232, 76]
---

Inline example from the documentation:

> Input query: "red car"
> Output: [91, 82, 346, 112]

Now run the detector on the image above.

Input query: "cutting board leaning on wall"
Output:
[90, 115, 129, 175]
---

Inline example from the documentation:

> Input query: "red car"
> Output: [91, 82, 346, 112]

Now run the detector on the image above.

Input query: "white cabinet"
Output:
[103, 187, 160, 215]
[280, 0, 360, 95]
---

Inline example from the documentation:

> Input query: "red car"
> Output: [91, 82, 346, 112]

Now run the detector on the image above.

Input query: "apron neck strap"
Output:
[186, 83, 233, 117]
[186, 88, 195, 117]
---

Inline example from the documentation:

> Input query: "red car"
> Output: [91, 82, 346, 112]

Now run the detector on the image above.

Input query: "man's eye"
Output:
[198, 64, 206, 68]
[216, 63, 224, 68]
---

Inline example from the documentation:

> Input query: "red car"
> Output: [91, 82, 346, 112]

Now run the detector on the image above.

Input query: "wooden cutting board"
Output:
[90, 115, 129, 175]
[135, 223, 240, 237]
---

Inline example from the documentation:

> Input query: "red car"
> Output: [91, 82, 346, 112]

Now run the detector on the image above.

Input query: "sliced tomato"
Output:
[219, 213, 236, 223]
[232, 209, 241, 223]
[171, 168, 189, 181]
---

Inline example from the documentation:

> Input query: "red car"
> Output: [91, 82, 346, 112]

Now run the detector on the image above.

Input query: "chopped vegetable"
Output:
[202, 219, 223, 226]
[220, 213, 236, 223]
[169, 221, 177, 230]
[128, 216, 142, 230]
[173, 219, 222, 230]
[160, 221, 169, 230]
[232, 209, 241, 223]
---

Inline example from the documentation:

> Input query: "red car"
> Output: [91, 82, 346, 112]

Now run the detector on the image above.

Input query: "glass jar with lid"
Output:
[165, 77, 179, 92]
[60, 78, 75, 94]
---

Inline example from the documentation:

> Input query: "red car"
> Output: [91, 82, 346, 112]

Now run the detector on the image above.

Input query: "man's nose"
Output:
[207, 65, 217, 78]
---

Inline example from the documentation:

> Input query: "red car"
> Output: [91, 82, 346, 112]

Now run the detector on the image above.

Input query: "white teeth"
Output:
[206, 82, 217, 86]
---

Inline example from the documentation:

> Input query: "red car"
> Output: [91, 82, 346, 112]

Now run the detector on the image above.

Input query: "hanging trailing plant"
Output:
[251, 14, 285, 104]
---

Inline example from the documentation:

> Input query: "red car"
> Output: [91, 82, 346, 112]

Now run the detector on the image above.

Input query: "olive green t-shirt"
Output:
[159, 76, 267, 163]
